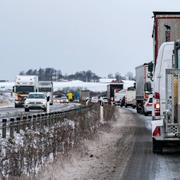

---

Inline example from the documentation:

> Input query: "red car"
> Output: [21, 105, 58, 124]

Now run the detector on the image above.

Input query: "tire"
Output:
[137, 107, 140, 113]
[43, 108, 47, 112]
[125, 104, 127, 108]
[25, 108, 29, 112]
[144, 111, 148, 116]
[152, 138, 163, 154]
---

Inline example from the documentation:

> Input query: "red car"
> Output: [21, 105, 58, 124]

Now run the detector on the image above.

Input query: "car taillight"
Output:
[153, 127, 161, 136]
[155, 102, 160, 109]
[144, 93, 149, 99]
[154, 92, 160, 99]
[154, 92, 160, 118]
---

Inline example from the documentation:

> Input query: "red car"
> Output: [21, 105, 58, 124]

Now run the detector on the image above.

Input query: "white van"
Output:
[125, 87, 136, 108]
[152, 41, 180, 153]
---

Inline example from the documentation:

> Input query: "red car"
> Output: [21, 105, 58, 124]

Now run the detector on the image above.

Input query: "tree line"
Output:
[19, 68, 135, 82]
[19, 68, 100, 82]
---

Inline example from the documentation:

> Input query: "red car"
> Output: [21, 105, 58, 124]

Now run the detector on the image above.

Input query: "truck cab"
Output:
[13, 75, 38, 107]
[38, 81, 53, 105]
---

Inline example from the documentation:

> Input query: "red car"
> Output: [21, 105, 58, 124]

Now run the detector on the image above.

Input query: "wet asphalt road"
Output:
[41, 107, 180, 180]
[0, 103, 79, 119]
[116, 108, 180, 180]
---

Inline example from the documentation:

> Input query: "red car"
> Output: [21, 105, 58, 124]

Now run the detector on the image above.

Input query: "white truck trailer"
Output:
[135, 64, 152, 114]
[38, 81, 53, 105]
[13, 75, 38, 107]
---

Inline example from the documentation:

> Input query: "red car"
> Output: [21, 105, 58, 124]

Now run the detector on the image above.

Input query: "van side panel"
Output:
[159, 44, 174, 117]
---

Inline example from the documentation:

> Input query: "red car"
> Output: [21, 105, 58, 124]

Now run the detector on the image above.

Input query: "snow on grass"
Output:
[0, 80, 135, 94]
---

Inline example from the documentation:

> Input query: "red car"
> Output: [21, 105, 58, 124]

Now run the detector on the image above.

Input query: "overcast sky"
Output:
[0, 0, 180, 80]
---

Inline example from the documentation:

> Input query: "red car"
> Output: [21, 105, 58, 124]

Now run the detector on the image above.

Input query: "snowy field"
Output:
[0, 79, 135, 92]
[0, 79, 135, 107]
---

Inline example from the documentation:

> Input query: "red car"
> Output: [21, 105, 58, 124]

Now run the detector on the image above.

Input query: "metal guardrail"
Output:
[0, 105, 92, 139]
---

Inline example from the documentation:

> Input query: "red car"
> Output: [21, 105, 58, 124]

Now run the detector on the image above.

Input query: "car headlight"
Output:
[42, 101, 47, 105]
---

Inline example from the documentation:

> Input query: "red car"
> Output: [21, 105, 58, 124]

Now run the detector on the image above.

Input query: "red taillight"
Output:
[154, 92, 160, 118]
[144, 93, 149, 99]
[154, 92, 160, 99]
[153, 127, 161, 136]
[154, 102, 160, 109]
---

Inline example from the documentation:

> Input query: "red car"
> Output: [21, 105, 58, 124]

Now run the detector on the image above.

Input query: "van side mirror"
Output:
[12, 86, 15, 93]
[47, 96, 50, 102]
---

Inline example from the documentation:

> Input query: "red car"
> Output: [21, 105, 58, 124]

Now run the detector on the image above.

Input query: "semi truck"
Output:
[80, 90, 90, 101]
[152, 11, 180, 66]
[13, 75, 39, 107]
[136, 63, 152, 113]
[38, 81, 53, 105]
[107, 83, 123, 104]
[152, 40, 180, 153]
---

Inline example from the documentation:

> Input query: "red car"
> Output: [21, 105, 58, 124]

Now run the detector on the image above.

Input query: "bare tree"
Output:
[126, 72, 134, 80]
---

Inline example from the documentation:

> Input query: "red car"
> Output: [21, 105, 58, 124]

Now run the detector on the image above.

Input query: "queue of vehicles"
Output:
[133, 11, 180, 153]
[151, 11, 180, 153]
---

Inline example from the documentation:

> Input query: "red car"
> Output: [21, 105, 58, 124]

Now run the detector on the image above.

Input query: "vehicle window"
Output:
[149, 98, 153, 103]
[28, 94, 45, 99]
[127, 87, 135, 91]
[39, 87, 52, 92]
[15, 86, 34, 93]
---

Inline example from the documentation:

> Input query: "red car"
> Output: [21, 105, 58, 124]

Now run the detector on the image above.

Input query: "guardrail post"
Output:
[16, 117, 20, 133]
[47, 113, 51, 127]
[33, 115, 36, 130]
[2, 119, 7, 138]
[10, 118, 15, 138]
[37, 114, 41, 129]
[51, 112, 54, 125]
[41, 114, 44, 129]
[28, 115, 32, 129]
[44, 113, 48, 126]
[55, 112, 58, 124]
[22, 116, 27, 130]
[57, 112, 61, 122]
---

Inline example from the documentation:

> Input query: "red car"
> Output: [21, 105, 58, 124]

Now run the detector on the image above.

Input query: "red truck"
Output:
[152, 11, 180, 65]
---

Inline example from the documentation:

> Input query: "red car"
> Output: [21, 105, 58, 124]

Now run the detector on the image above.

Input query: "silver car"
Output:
[24, 92, 48, 112]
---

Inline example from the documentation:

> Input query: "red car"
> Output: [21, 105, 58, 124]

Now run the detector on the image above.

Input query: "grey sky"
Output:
[0, 0, 180, 80]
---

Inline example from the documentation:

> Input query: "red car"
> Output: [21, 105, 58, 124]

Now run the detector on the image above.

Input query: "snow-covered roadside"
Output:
[38, 108, 136, 180]
[0, 102, 14, 108]
[0, 92, 14, 108]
